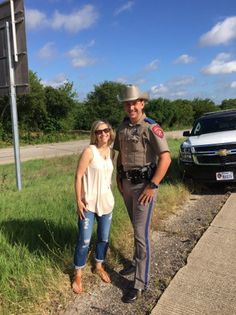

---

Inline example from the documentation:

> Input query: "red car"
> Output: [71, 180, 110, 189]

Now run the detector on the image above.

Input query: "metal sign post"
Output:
[6, 20, 22, 190]
[0, 0, 29, 190]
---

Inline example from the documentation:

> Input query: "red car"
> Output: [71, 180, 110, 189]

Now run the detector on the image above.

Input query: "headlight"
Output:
[179, 144, 193, 162]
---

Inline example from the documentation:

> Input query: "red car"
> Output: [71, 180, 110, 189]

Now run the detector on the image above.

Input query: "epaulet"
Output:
[144, 117, 157, 125]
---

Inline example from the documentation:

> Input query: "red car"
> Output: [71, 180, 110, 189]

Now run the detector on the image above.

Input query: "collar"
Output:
[128, 113, 146, 126]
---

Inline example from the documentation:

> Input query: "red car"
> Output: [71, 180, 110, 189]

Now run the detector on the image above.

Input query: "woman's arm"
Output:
[75, 146, 93, 219]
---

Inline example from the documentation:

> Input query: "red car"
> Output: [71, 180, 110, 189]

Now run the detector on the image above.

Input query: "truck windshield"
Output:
[191, 115, 236, 136]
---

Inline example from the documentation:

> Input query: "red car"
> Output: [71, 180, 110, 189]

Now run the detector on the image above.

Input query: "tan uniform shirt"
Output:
[113, 113, 170, 171]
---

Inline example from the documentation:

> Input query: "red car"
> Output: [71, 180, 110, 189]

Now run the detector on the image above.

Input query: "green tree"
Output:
[171, 99, 194, 128]
[220, 99, 236, 110]
[191, 98, 217, 120]
[17, 70, 46, 131]
[0, 95, 11, 134]
[83, 81, 125, 129]
[44, 81, 78, 131]
[145, 98, 173, 128]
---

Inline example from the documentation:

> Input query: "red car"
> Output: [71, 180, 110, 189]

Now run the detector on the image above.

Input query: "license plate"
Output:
[216, 171, 234, 181]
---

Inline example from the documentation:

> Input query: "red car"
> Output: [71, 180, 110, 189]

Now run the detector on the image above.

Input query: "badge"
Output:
[152, 125, 164, 138]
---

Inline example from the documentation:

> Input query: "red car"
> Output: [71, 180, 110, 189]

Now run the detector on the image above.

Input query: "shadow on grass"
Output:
[0, 218, 76, 260]
[164, 156, 235, 195]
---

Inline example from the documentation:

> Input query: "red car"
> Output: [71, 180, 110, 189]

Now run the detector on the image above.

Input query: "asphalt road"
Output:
[0, 130, 184, 165]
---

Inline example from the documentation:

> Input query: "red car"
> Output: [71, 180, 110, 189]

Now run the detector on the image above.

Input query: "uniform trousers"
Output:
[122, 178, 157, 290]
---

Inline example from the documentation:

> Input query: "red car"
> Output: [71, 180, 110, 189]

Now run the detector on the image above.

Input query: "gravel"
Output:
[58, 187, 231, 315]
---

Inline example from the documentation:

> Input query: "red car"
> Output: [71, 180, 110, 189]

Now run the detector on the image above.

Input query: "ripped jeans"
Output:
[74, 210, 113, 269]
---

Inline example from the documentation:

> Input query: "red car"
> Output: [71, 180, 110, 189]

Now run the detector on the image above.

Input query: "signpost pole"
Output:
[6, 20, 22, 190]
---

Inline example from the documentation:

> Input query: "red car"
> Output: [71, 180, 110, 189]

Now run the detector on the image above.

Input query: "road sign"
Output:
[0, 0, 29, 96]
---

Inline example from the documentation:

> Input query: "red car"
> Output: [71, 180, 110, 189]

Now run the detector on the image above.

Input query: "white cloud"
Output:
[144, 59, 159, 71]
[116, 77, 127, 84]
[26, 5, 98, 33]
[230, 81, 236, 88]
[67, 41, 96, 68]
[151, 84, 168, 95]
[170, 91, 186, 98]
[26, 9, 48, 29]
[114, 1, 135, 16]
[51, 5, 98, 33]
[37, 42, 57, 59]
[202, 53, 236, 75]
[199, 16, 236, 46]
[170, 76, 194, 86]
[43, 73, 68, 88]
[174, 54, 195, 64]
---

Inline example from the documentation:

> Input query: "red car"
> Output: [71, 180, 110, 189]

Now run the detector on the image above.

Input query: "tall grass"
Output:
[0, 139, 188, 314]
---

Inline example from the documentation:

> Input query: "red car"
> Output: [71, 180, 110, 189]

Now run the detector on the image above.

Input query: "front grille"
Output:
[193, 143, 236, 165]
[194, 143, 236, 152]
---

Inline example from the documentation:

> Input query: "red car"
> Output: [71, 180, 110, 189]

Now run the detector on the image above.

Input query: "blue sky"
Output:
[22, 0, 236, 103]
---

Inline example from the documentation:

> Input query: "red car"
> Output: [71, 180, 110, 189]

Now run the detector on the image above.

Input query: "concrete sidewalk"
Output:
[151, 192, 236, 315]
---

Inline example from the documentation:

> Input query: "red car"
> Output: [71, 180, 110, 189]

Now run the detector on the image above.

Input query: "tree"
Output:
[44, 81, 78, 131]
[171, 99, 194, 127]
[191, 98, 217, 120]
[145, 98, 173, 128]
[0, 95, 11, 133]
[83, 81, 125, 129]
[220, 99, 236, 110]
[17, 70, 46, 131]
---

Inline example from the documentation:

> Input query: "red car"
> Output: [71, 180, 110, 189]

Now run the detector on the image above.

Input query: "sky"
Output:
[19, 0, 236, 103]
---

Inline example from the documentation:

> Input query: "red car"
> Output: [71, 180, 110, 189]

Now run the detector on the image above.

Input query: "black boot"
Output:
[119, 265, 136, 276]
[122, 288, 143, 303]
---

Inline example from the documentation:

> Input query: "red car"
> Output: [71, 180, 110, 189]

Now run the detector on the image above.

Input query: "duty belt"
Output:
[118, 163, 156, 184]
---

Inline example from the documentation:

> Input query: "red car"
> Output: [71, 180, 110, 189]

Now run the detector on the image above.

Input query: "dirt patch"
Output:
[57, 189, 230, 315]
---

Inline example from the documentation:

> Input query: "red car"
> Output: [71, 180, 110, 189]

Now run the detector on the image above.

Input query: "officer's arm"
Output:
[151, 151, 171, 186]
[138, 151, 171, 205]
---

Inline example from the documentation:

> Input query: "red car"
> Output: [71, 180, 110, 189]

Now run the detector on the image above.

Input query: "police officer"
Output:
[113, 84, 171, 303]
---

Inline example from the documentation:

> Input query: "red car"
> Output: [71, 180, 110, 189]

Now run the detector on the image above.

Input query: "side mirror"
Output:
[183, 130, 190, 137]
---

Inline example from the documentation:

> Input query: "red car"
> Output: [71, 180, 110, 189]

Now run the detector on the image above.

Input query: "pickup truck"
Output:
[179, 109, 236, 183]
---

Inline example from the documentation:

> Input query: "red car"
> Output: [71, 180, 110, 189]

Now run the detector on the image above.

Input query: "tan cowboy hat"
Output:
[117, 84, 149, 102]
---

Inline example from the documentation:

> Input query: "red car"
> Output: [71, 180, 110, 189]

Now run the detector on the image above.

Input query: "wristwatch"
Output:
[149, 181, 159, 189]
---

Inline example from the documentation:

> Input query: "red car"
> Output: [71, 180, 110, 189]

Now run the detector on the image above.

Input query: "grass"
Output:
[0, 131, 89, 148]
[0, 138, 189, 314]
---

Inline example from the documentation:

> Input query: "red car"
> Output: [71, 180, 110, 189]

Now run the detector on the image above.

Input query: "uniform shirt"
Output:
[82, 145, 114, 216]
[113, 113, 170, 171]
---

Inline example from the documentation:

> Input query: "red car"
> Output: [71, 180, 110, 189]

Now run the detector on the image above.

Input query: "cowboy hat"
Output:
[117, 84, 149, 102]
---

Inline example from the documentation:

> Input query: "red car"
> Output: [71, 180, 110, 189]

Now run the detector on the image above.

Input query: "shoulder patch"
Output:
[144, 117, 156, 124]
[152, 125, 164, 138]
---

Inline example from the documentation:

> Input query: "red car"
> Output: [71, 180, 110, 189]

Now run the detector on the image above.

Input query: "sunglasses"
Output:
[95, 128, 110, 135]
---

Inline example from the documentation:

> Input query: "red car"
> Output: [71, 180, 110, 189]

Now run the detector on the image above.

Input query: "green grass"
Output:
[0, 139, 188, 314]
[0, 131, 89, 148]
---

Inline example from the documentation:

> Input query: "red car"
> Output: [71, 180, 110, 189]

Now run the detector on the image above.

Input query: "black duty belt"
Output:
[118, 163, 156, 184]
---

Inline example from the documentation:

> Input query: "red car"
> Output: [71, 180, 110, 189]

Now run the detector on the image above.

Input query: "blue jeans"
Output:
[74, 210, 113, 269]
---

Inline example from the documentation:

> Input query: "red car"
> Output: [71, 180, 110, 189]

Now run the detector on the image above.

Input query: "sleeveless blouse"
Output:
[82, 145, 114, 216]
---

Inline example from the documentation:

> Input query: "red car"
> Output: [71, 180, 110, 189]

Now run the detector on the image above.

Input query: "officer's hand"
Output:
[77, 200, 88, 220]
[138, 187, 155, 205]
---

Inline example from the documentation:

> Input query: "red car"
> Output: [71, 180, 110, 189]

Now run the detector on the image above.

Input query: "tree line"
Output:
[1, 70, 236, 141]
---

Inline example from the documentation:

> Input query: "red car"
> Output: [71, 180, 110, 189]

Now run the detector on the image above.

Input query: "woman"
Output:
[72, 120, 115, 294]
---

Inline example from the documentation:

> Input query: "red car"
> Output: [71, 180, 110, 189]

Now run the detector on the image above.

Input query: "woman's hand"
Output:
[138, 186, 155, 205]
[77, 199, 87, 220]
